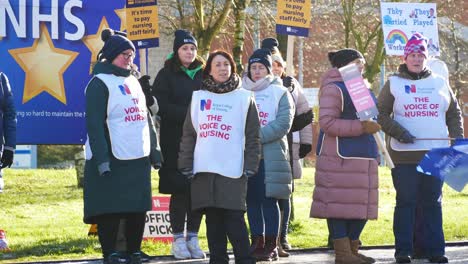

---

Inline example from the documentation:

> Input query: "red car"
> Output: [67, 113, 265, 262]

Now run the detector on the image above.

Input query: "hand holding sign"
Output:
[361, 120, 381, 134]
[339, 63, 394, 168]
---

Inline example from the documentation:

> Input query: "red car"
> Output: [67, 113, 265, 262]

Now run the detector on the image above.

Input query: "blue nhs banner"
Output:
[0, 0, 139, 144]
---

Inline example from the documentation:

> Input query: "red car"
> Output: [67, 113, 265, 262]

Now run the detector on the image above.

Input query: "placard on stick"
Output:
[338, 64, 378, 121]
[338, 64, 394, 168]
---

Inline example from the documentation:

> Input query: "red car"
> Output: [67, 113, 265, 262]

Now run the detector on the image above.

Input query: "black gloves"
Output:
[138, 75, 155, 107]
[1, 149, 13, 168]
[291, 109, 314, 132]
[299, 144, 312, 159]
[398, 131, 416, 144]
[282, 76, 295, 91]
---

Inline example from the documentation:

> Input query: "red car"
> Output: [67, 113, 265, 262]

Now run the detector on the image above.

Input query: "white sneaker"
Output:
[171, 237, 191, 259]
[186, 236, 206, 259]
[0, 176, 4, 193]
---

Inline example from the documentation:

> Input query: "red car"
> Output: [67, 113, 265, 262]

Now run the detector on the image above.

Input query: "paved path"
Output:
[27, 244, 468, 264]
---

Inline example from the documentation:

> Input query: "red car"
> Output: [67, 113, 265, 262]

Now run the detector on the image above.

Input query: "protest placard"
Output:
[276, 0, 311, 37]
[143, 196, 172, 242]
[380, 2, 439, 56]
[339, 63, 394, 168]
[126, 0, 159, 48]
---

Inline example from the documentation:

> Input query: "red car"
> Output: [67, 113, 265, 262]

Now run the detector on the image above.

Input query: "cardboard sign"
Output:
[126, 0, 159, 48]
[276, 0, 311, 37]
[380, 2, 439, 56]
[338, 64, 378, 120]
[143, 196, 172, 242]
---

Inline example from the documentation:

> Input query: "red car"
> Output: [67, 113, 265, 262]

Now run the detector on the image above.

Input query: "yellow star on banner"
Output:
[82, 17, 110, 73]
[9, 23, 78, 105]
[114, 8, 127, 31]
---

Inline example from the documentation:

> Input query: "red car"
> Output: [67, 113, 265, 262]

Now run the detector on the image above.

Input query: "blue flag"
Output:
[417, 139, 468, 192]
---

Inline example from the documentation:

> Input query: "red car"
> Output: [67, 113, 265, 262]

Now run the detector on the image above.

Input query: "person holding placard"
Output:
[151, 29, 206, 260]
[178, 50, 260, 264]
[310, 48, 381, 264]
[242, 48, 295, 261]
[377, 33, 463, 264]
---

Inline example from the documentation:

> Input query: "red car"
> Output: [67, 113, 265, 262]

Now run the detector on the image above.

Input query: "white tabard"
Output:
[389, 75, 451, 151]
[253, 84, 286, 127]
[85, 74, 150, 160]
[191, 88, 253, 178]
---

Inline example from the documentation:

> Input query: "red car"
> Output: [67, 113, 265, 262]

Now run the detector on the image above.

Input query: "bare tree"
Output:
[158, 0, 233, 57]
[232, 0, 251, 73]
[340, 0, 385, 84]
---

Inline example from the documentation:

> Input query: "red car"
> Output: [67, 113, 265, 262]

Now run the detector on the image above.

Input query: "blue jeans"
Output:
[247, 160, 280, 236]
[278, 198, 290, 238]
[327, 219, 367, 240]
[392, 164, 445, 257]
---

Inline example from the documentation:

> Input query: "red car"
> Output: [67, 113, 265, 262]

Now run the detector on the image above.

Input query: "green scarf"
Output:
[181, 65, 203, 80]
[166, 52, 202, 80]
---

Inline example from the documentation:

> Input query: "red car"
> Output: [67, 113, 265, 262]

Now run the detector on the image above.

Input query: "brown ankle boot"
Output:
[350, 240, 375, 264]
[250, 235, 267, 261]
[333, 238, 366, 264]
[264, 236, 279, 261]
[277, 237, 289, 257]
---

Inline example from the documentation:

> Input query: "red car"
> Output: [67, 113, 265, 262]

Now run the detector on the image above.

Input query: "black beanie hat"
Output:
[99, 28, 135, 62]
[248, 48, 272, 74]
[328, 48, 364, 68]
[173, 29, 197, 54]
[261, 37, 280, 54]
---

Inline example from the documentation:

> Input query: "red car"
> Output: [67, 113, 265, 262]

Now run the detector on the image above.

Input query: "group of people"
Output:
[311, 32, 463, 264]
[81, 27, 463, 264]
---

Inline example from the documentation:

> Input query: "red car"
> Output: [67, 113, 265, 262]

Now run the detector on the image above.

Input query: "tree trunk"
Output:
[233, 0, 251, 74]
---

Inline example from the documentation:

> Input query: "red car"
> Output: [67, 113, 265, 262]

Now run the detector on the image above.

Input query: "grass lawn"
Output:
[0, 167, 467, 263]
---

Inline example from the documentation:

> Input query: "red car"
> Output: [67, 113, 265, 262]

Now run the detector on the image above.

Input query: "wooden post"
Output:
[139, 49, 147, 75]
[286, 35, 295, 76]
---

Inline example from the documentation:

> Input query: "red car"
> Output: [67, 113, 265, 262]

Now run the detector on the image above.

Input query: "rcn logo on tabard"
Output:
[200, 99, 212, 111]
[119, 84, 131, 96]
[405, 84, 416, 94]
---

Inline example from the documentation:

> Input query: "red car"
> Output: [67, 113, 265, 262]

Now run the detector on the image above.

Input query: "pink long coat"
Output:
[310, 68, 379, 220]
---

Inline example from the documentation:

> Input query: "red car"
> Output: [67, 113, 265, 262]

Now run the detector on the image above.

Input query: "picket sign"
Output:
[338, 63, 394, 168]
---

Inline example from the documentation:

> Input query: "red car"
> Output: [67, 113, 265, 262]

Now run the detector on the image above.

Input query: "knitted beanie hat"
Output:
[173, 29, 197, 54]
[404, 32, 428, 59]
[328, 48, 364, 68]
[271, 54, 286, 67]
[248, 48, 272, 73]
[99, 28, 135, 62]
[261, 37, 280, 54]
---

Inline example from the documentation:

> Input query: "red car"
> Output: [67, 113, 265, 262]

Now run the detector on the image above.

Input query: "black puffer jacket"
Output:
[152, 57, 204, 194]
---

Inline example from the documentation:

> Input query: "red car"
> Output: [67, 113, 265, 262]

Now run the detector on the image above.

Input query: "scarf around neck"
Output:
[242, 75, 276, 92]
[202, 74, 240, 94]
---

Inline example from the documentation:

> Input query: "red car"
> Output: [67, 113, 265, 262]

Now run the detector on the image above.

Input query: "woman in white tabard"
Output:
[178, 50, 260, 264]
[83, 28, 161, 264]
[242, 48, 294, 262]
[377, 32, 463, 264]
